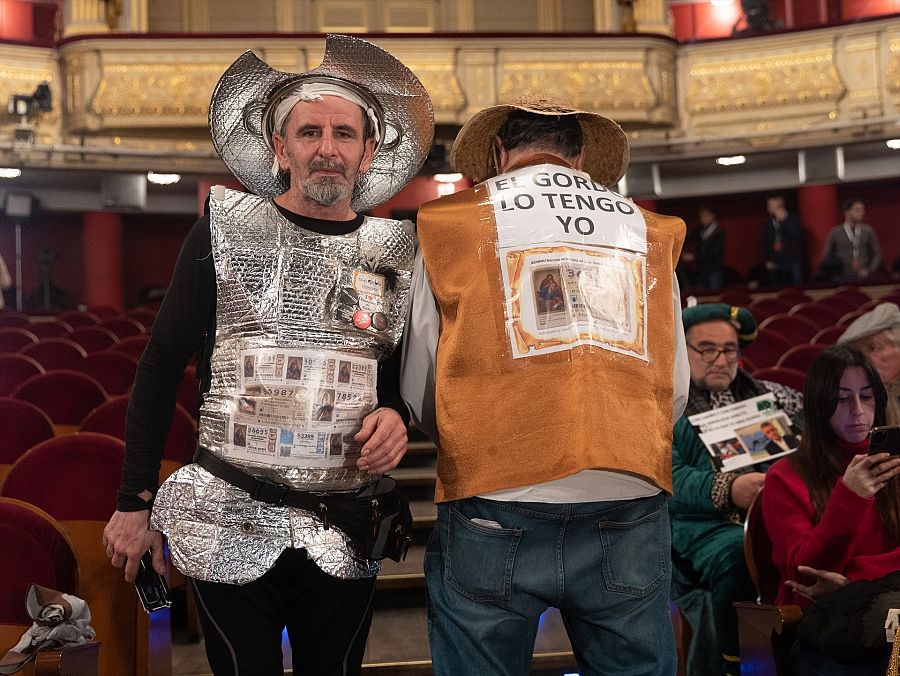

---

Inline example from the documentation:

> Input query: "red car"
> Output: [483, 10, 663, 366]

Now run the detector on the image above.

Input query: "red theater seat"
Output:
[72, 351, 138, 395]
[776, 344, 827, 372]
[748, 298, 794, 322]
[123, 307, 157, 330]
[758, 314, 819, 345]
[11, 370, 107, 429]
[26, 320, 74, 339]
[837, 310, 866, 328]
[751, 367, 806, 393]
[829, 287, 872, 306]
[100, 317, 145, 340]
[109, 333, 150, 359]
[21, 337, 87, 370]
[1, 433, 169, 676]
[81, 395, 197, 473]
[811, 326, 845, 345]
[815, 294, 859, 316]
[68, 325, 120, 353]
[57, 310, 102, 328]
[734, 491, 800, 675]
[0, 397, 54, 484]
[0, 353, 45, 396]
[740, 330, 792, 369]
[0, 498, 79, 627]
[774, 289, 812, 307]
[85, 305, 121, 320]
[788, 302, 842, 329]
[0, 326, 39, 353]
[0, 311, 30, 328]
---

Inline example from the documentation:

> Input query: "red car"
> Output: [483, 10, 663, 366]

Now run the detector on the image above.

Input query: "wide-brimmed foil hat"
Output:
[209, 34, 434, 211]
[450, 96, 629, 187]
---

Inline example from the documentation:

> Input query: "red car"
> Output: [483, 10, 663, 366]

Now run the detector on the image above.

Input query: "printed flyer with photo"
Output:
[687, 393, 800, 472]
[485, 163, 649, 361]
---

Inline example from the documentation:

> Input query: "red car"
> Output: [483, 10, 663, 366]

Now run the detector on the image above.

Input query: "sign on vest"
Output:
[485, 164, 649, 361]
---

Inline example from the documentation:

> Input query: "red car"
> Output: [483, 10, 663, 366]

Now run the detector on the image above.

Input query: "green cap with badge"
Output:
[682, 302, 758, 348]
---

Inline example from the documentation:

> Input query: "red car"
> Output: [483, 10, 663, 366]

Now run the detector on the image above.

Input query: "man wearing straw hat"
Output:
[103, 35, 433, 674]
[402, 99, 689, 674]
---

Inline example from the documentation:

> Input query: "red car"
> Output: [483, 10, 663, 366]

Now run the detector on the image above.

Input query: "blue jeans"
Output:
[425, 494, 676, 676]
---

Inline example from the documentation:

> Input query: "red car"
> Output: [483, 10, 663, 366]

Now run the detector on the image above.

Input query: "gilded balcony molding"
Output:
[0, 44, 61, 145]
[1, 17, 896, 174]
[55, 34, 677, 134]
[678, 18, 899, 142]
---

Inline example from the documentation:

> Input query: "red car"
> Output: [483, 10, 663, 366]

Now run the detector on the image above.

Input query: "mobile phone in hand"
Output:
[868, 425, 900, 455]
[134, 551, 171, 613]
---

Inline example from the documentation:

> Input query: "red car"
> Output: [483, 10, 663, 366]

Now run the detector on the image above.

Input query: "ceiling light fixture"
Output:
[710, 0, 734, 6]
[715, 155, 746, 166]
[0, 168, 22, 179]
[886, 139, 900, 150]
[147, 171, 181, 185]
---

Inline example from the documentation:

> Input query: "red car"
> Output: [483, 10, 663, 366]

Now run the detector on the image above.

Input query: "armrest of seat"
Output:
[34, 640, 100, 676]
[734, 602, 802, 675]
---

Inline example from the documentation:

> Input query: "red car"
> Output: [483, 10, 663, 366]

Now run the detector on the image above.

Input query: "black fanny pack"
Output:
[193, 447, 412, 562]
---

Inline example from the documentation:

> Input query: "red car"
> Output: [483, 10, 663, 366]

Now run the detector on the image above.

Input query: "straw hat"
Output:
[450, 97, 629, 187]
[208, 34, 434, 211]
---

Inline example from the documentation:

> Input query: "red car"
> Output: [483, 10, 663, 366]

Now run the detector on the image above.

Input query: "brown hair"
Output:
[789, 345, 900, 543]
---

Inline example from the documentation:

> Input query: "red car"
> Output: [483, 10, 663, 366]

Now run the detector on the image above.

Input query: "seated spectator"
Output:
[670, 302, 803, 675]
[839, 302, 900, 425]
[763, 345, 900, 675]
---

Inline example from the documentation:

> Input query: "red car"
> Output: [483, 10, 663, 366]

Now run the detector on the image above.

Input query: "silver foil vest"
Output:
[151, 187, 415, 584]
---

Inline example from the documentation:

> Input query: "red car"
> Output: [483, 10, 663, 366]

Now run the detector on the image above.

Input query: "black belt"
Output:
[193, 446, 354, 511]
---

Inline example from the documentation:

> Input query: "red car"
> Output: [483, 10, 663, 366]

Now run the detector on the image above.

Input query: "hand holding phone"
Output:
[134, 550, 171, 613]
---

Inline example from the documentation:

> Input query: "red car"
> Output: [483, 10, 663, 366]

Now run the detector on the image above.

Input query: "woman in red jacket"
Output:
[763, 344, 900, 675]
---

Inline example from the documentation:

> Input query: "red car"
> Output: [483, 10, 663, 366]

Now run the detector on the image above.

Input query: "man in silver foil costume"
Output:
[102, 35, 433, 675]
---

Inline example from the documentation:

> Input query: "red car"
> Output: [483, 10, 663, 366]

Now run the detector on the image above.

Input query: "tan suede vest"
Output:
[418, 155, 686, 502]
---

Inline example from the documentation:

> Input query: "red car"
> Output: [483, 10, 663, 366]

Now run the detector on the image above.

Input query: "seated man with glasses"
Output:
[670, 302, 803, 676]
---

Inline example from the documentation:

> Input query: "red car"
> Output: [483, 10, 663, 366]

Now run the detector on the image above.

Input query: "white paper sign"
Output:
[488, 164, 649, 360]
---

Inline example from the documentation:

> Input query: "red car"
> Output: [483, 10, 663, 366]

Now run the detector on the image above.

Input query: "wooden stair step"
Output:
[377, 544, 425, 590]
[390, 466, 436, 486]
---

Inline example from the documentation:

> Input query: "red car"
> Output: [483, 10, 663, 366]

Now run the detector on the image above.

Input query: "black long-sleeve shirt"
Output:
[117, 205, 409, 511]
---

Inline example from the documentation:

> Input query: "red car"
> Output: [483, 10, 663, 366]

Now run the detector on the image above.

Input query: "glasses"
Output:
[688, 343, 740, 364]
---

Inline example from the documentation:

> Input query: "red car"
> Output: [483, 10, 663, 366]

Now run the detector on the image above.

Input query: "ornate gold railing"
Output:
[1, 16, 897, 172]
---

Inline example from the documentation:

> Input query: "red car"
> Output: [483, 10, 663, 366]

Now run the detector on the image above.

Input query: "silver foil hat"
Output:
[209, 34, 435, 211]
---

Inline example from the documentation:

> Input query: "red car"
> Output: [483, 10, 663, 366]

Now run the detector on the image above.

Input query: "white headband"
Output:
[269, 82, 382, 177]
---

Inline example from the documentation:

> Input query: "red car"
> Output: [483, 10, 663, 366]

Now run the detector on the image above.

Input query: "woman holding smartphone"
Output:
[763, 344, 900, 675]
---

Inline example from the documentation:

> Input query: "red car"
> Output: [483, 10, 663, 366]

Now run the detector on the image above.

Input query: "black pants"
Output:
[192, 548, 376, 676]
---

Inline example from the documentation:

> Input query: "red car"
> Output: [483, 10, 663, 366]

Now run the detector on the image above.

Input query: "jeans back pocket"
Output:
[598, 501, 670, 597]
[445, 504, 522, 602]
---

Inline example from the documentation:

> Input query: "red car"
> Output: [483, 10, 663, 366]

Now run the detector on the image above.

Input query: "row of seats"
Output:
[0, 306, 174, 676]
[0, 324, 150, 360]
[0, 309, 178, 676]
[0, 433, 172, 676]
[0, 352, 139, 398]
[714, 286, 900, 319]
[0, 395, 197, 483]
[0, 305, 158, 330]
